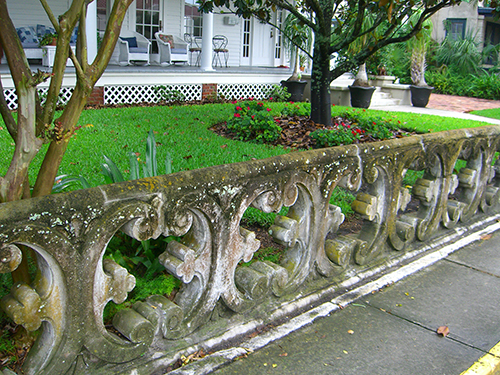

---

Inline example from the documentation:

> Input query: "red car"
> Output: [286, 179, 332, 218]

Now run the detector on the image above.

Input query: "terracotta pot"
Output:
[348, 86, 375, 109]
[410, 85, 433, 108]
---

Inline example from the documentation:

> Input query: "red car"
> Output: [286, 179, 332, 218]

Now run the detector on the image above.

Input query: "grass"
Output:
[470, 107, 500, 120]
[0, 103, 495, 187]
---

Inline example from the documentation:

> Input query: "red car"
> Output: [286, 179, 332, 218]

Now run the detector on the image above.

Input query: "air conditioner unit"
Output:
[223, 16, 239, 26]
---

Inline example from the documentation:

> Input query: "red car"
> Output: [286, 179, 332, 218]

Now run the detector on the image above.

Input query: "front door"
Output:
[251, 18, 274, 66]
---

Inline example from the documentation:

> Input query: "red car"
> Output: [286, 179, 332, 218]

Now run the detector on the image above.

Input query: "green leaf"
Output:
[128, 151, 140, 180]
[101, 155, 125, 183]
[52, 174, 91, 192]
[145, 130, 157, 177]
[165, 152, 172, 174]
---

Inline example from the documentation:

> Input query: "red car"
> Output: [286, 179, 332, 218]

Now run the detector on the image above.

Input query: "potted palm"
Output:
[280, 13, 312, 101]
[348, 17, 377, 108]
[408, 14, 433, 107]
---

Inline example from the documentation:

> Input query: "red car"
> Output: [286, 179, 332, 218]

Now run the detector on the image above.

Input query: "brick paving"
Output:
[427, 93, 500, 113]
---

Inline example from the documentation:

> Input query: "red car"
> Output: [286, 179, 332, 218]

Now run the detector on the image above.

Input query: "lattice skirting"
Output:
[218, 83, 276, 100]
[3, 87, 75, 110]
[3, 83, 279, 110]
[104, 84, 202, 105]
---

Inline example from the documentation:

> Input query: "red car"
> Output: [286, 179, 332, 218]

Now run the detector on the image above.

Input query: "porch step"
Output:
[369, 87, 402, 107]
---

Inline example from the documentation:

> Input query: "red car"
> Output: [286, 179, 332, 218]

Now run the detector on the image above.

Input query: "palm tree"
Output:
[408, 13, 433, 87]
[282, 12, 312, 81]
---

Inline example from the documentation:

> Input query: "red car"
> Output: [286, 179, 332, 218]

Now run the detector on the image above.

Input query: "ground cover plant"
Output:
[0, 100, 496, 371]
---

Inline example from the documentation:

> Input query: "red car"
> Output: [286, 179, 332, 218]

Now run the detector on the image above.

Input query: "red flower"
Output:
[290, 101, 294, 104]
[234, 113, 241, 118]
[232, 100, 237, 104]
[258, 103, 263, 107]
[251, 115, 255, 119]
[266, 108, 271, 112]
[236, 106, 242, 111]
[247, 106, 250, 110]
[352, 130, 357, 136]
[373, 122, 376, 125]
[270, 97, 274, 101]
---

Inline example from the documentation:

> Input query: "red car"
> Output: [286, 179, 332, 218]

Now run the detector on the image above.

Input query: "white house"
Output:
[5, 0, 288, 69]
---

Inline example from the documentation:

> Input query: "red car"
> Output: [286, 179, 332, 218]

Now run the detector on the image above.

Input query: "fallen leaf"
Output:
[436, 326, 450, 337]
[183, 155, 192, 160]
[343, 350, 348, 354]
[347, 330, 354, 335]
[272, 364, 278, 368]
[481, 234, 492, 240]
[221, 144, 228, 149]
[279, 353, 288, 357]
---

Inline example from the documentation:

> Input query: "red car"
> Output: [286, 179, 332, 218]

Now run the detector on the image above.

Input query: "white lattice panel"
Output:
[218, 83, 275, 100]
[3, 87, 74, 110]
[104, 84, 202, 105]
[4, 89, 17, 110]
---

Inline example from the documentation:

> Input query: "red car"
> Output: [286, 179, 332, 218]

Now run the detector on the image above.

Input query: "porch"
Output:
[0, 62, 293, 109]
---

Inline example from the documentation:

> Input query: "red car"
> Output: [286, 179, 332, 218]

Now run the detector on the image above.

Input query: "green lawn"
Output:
[0, 102, 497, 189]
[470, 107, 500, 120]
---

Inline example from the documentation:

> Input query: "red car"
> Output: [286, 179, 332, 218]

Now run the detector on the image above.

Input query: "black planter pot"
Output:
[280, 80, 307, 102]
[410, 85, 434, 107]
[349, 86, 376, 109]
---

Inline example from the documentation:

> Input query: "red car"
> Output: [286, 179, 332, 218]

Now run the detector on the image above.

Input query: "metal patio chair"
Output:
[212, 35, 229, 68]
[184, 33, 202, 66]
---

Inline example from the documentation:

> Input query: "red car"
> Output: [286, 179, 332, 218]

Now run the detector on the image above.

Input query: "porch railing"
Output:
[1, 125, 500, 374]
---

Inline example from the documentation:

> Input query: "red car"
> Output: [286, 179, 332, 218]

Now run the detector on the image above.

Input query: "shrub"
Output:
[310, 121, 364, 147]
[310, 111, 396, 148]
[226, 100, 282, 143]
[280, 102, 310, 117]
[154, 85, 186, 104]
[264, 84, 291, 102]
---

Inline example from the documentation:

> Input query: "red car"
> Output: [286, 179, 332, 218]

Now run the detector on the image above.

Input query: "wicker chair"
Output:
[116, 30, 151, 66]
[155, 33, 189, 65]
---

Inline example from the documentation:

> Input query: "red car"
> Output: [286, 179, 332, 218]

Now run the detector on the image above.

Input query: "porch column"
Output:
[200, 12, 214, 71]
[86, 0, 98, 63]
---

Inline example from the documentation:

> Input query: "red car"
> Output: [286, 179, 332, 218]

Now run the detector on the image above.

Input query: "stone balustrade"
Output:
[1, 125, 500, 374]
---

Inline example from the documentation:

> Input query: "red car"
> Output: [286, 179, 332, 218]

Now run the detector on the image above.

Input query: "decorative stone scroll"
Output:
[1, 126, 500, 374]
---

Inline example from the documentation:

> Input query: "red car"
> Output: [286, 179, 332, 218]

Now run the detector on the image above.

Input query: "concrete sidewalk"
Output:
[211, 227, 500, 375]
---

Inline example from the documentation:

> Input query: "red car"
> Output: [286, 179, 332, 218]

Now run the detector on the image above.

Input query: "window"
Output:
[96, 0, 108, 33]
[243, 19, 250, 58]
[136, 0, 160, 53]
[275, 11, 283, 59]
[484, 22, 500, 64]
[445, 18, 466, 40]
[185, 0, 203, 37]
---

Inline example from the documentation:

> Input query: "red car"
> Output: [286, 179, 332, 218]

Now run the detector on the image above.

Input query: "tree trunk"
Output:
[353, 62, 369, 87]
[32, 86, 88, 197]
[310, 38, 332, 126]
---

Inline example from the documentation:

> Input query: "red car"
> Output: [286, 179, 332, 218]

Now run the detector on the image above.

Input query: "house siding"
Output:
[163, 0, 183, 35]
[213, 13, 242, 67]
[7, 0, 69, 28]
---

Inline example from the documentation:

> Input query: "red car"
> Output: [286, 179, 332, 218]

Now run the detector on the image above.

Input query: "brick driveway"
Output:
[427, 93, 500, 113]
